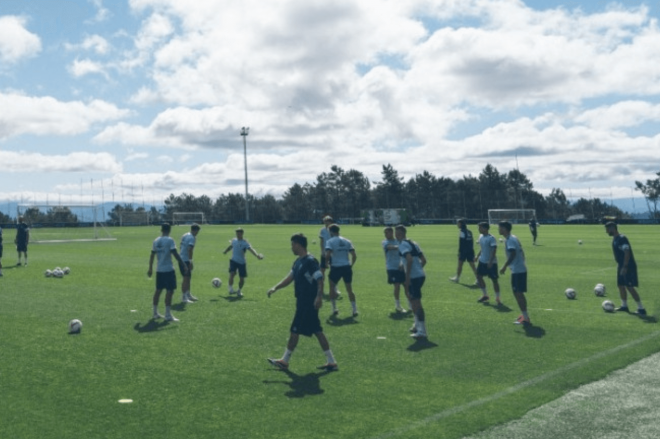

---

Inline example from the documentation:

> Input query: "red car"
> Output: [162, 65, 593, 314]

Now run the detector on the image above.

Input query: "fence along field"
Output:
[0, 224, 658, 439]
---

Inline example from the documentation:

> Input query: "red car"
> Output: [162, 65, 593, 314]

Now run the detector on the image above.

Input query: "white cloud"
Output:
[125, 151, 149, 161]
[88, 0, 111, 23]
[0, 151, 121, 173]
[69, 58, 109, 78]
[0, 16, 41, 65]
[65, 35, 111, 55]
[0, 92, 131, 140]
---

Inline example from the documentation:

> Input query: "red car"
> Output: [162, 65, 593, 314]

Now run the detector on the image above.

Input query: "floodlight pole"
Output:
[240, 127, 250, 222]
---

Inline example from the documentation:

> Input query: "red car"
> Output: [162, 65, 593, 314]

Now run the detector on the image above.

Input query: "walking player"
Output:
[148, 223, 188, 322]
[498, 221, 530, 325]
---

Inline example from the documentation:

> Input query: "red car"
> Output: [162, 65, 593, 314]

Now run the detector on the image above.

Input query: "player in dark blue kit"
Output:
[15, 216, 30, 266]
[605, 222, 646, 315]
[529, 217, 538, 245]
[449, 218, 478, 285]
[267, 233, 338, 372]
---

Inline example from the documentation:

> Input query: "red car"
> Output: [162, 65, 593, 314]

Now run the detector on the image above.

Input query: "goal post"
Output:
[172, 212, 206, 225]
[488, 209, 537, 225]
[120, 211, 151, 226]
[17, 204, 115, 243]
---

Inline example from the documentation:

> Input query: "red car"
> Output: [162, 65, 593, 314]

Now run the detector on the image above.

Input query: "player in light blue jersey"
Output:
[382, 226, 406, 313]
[318, 215, 340, 297]
[179, 223, 201, 303]
[223, 228, 263, 297]
[475, 222, 501, 305]
[395, 225, 428, 339]
[148, 223, 188, 322]
[498, 221, 530, 326]
[324, 224, 358, 317]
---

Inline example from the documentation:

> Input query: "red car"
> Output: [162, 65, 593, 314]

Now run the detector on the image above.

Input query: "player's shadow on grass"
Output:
[487, 302, 513, 313]
[639, 314, 658, 324]
[133, 320, 171, 333]
[325, 314, 359, 327]
[521, 324, 545, 338]
[388, 311, 413, 321]
[220, 295, 245, 303]
[263, 369, 332, 398]
[170, 303, 189, 312]
[407, 338, 438, 351]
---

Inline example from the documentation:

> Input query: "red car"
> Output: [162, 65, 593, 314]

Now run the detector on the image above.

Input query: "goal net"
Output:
[488, 209, 537, 225]
[120, 211, 151, 226]
[17, 204, 115, 243]
[172, 212, 206, 225]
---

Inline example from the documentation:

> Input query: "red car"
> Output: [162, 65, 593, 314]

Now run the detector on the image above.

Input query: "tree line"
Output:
[111, 164, 660, 223]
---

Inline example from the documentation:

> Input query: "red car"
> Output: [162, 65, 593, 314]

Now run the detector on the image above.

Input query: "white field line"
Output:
[371, 331, 660, 439]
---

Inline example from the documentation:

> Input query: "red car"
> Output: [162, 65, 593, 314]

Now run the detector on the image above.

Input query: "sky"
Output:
[0, 0, 659, 210]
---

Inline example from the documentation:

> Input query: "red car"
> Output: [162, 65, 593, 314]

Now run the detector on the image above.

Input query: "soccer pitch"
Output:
[0, 224, 658, 439]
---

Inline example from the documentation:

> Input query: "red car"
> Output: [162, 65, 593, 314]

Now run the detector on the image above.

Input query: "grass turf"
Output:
[0, 224, 658, 439]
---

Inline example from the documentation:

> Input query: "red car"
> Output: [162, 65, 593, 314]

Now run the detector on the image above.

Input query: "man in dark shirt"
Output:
[449, 219, 478, 285]
[267, 233, 338, 372]
[529, 217, 538, 246]
[15, 216, 29, 266]
[605, 222, 646, 315]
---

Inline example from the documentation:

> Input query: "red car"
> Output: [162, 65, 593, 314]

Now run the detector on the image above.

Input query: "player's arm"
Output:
[621, 249, 631, 275]
[474, 250, 481, 263]
[188, 246, 194, 268]
[314, 273, 324, 310]
[404, 252, 413, 286]
[419, 253, 427, 268]
[500, 248, 516, 274]
[350, 249, 357, 267]
[248, 247, 263, 259]
[488, 245, 496, 267]
[222, 244, 232, 254]
[324, 247, 332, 266]
[267, 272, 294, 297]
[147, 251, 155, 277]
[171, 249, 188, 274]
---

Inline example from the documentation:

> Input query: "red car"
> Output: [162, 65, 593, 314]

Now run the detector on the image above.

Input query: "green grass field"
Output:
[1, 224, 658, 439]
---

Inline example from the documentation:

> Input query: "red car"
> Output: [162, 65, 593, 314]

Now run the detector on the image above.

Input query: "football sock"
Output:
[480, 287, 487, 296]
[331, 299, 337, 312]
[282, 349, 293, 363]
[324, 349, 336, 364]
[495, 291, 501, 299]
[522, 311, 529, 319]
[351, 301, 357, 313]
[395, 299, 401, 308]
[636, 300, 644, 309]
[621, 300, 628, 307]
[165, 305, 172, 315]
[153, 305, 159, 315]
[418, 321, 427, 334]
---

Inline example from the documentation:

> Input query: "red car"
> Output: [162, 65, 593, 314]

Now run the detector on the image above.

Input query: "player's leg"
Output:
[315, 332, 338, 371]
[616, 284, 629, 311]
[164, 289, 179, 322]
[152, 288, 164, 318]
[228, 270, 236, 294]
[450, 257, 463, 282]
[409, 278, 427, 338]
[512, 273, 530, 324]
[491, 277, 501, 305]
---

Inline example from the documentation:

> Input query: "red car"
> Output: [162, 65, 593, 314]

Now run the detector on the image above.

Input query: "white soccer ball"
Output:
[63, 267, 71, 275]
[602, 300, 615, 313]
[594, 283, 606, 297]
[211, 277, 223, 288]
[53, 269, 64, 278]
[55, 266, 62, 271]
[68, 319, 82, 333]
[565, 288, 576, 300]
[45, 269, 53, 278]
[578, 240, 583, 245]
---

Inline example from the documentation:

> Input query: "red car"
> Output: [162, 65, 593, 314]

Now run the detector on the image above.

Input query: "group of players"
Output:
[0, 216, 31, 277]
[146, 215, 646, 372]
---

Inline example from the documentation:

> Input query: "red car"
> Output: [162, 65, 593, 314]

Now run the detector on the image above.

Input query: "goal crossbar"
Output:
[17, 204, 115, 243]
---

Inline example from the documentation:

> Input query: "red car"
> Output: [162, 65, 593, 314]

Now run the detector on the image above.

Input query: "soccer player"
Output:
[605, 222, 646, 315]
[498, 221, 530, 325]
[475, 222, 501, 304]
[395, 225, 428, 339]
[266, 233, 338, 372]
[147, 223, 188, 322]
[382, 226, 406, 313]
[223, 227, 263, 297]
[318, 215, 340, 297]
[449, 219, 478, 285]
[15, 216, 29, 266]
[529, 217, 539, 245]
[180, 223, 201, 303]
[324, 224, 358, 317]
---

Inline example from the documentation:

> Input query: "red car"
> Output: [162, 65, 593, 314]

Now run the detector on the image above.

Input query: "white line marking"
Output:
[371, 331, 660, 439]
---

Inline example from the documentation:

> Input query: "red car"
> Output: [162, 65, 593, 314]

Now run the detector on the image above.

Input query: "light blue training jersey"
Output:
[152, 235, 177, 272]
[230, 238, 251, 264]
[504, 234, 527, 274]
[325, 236, 354, 267]
[478, 234, 497, 264]
[398, 239, 425, 279]
[382, 239, 402, 270]
[179, 232, 196, 262]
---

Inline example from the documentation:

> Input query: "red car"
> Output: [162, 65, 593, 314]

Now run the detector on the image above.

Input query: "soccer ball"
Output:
[565, 288, 576, 300]
[211, 278, 223, 288]
[55, 266, 62, 271]
[53, 269, 64, 278]
[602, 300, 615, 313]
[63, 267, 71, 275]
[594, 283, 606, 297]
[45, 269, 53, 278]
[578, 240, 583, 245]
[68, 319, 82, 333]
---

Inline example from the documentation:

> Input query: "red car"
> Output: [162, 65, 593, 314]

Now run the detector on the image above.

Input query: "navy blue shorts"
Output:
[329, 265, 353, 284]
[229, 260, 247, 278]
[408, 276, 425, 300]
[290, 305, 323, 337]
[458, 250, 475, 262]
[179, 261, 192, 278]
[511, 272, 527, 294]
[16, 241, 28, 252]
[617, 265, 638, 288]
[156, 270, 177, 291]
[477, 261, 499, 280]
[387, 269, 405, 285]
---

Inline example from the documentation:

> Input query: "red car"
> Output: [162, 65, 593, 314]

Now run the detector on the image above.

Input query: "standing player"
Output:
[529, 217, 539, 246]
[266, 233, 338, 372]
[15, 216, 29, 266]
[395, 225, 428, 339]
[223, 227, 263, 298]
[382, 226, 406, 313]
[319, 215, 340, 297]
[147, 223, 188, 322]
[498, 221, 530, 325]
[180, 223, 201, 303]
[449, 219, 478, 285]
[605, 222, 646, 315]
[475, 222, 501, 304]
[325, 224, 358, 317]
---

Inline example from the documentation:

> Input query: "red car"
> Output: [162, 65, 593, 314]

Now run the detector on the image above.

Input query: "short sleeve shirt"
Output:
[292, 254, 323, 308]
[382, 239, 402, 270]
[504, 234, 527, 274]
[398, 239, 425, 279]
[152, 235, 177, 272]
[612, 234, 636, 268]
[230, 238, 251, 264]
[179, 232, 196, 262]
[325, 236, 354, 267]
[459, 228, 474, 253]
[16, 223, 29, 243]
[478, 234, 497, 264]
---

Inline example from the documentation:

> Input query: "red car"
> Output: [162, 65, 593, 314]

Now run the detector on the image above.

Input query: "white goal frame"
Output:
[172, 212, 206, 225]
[17, 204, 115, 243]
[488, 209, 537, 225]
